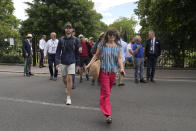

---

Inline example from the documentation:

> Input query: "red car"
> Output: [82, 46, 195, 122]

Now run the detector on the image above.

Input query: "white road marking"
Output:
[0, 97, 100, 111]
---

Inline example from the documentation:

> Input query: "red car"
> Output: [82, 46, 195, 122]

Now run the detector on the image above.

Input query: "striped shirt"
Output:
[98, 43, 121, 73]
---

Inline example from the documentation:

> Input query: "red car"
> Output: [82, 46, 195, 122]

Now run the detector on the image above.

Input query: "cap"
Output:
[99, 32, 104, 37]
[26, 34, 33, 38]
[65, 24, 72, 28]
[78, 34, 84, 38]
[89, 37, 93, 40]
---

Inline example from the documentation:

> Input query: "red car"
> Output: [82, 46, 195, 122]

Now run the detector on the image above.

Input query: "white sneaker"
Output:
[66, 98, 72, 105]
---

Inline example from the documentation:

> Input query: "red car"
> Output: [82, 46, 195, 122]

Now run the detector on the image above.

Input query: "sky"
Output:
[13, 0, 141, 32]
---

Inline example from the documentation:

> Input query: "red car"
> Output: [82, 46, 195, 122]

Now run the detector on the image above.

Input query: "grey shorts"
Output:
[61, 64, 75, 76]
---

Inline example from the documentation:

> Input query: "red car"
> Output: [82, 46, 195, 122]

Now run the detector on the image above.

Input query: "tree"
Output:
[0, 0, 20, 56]
[135, 0, 196, 67]
[109, 17, 137, 42]
[20, 0, 106, 39]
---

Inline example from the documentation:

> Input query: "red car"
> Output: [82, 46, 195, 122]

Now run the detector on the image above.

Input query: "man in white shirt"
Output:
[44, 32, 59, 81]
[39, 35, 46, 68]
[126, 38, 135, 68]
[118, 35, 128, 86]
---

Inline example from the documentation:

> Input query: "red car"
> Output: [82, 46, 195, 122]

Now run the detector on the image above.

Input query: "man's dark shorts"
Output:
[80, 57, 90, 67]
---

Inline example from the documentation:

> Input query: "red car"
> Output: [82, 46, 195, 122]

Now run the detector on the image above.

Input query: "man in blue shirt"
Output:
[130, 35, 146, 83]
[55, 24, 81, 105]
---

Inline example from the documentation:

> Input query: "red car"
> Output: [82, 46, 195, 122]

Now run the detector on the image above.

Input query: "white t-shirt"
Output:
[44, 39, 59, 56]
[126, 43, 133, 58]
[120, 39, 127, 62]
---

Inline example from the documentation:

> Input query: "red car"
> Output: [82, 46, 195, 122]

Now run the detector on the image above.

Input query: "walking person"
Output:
[118, 34, 127, 86]
[55, 24, 80, 105]
[39, 35, 47, 68]
[145, 30, 161, 82]
[129, 35, 146, 83]
[44, 32, 59, 81]
[22, 34, 34, 77]
[86, 28, 125, 124]
[78, 34, 93, 83]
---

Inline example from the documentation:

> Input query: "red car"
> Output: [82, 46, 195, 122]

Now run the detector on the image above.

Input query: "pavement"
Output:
[0, 65, 196, 131]
[0, 64, 196, 80]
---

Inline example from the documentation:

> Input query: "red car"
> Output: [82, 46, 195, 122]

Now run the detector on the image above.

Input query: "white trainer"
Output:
[66, 98, 72, 105]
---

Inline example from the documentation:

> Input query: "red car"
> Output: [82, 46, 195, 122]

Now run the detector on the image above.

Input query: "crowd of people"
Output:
[22, 24, 161, 124]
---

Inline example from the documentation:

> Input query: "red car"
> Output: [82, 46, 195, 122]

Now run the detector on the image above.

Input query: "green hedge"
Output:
[0, 55, 24, 63]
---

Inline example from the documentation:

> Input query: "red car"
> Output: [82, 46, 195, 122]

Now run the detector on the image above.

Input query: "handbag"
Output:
[89, 60, 100, 80]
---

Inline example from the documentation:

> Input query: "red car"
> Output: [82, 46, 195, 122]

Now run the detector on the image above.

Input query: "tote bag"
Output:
[89, 60, 100, 80]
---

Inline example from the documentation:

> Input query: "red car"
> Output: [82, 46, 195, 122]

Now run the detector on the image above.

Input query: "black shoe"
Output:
[151, 78, 155, 82]
[39, 66, 43, 68]
[26, 73, 30, 77]
[86, 74, 89, 81]
[140, 79, 146, 83]
[80, 77, 83, 83]
[118, 83, 125, 86]
[72, 85, 76, 89]
[91, 79, 95, 85]
[42, 65, 46, 67]
[135, 79, 139, 84]
[29, 73, 34, 76]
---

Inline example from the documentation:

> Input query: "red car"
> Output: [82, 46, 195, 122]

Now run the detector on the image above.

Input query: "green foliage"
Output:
[135, 0, 196, 67]
[109, 17, 137, 42]
[20, 0, 107, 39]
[0, 55, 23, 63]
[0, 0, 21, 57]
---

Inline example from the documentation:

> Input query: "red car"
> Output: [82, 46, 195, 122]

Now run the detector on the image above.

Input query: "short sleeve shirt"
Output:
[132, 43, 143, 58]
[98, 43, 121, 73]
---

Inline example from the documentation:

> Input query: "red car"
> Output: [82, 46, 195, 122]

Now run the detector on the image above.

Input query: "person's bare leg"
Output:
[63, 76, 67, 86]
[67, 74, 73, 96]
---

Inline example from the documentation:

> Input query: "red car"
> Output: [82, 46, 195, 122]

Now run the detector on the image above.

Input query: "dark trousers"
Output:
[48, 54, 58, 77]
[72, 74, 75, 87]
[24, 56, 32, 75]
[146, 54, 157, 80]
[40, 49, 44, 67]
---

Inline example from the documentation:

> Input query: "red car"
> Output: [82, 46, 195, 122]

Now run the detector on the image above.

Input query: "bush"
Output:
[0, 55, 24, 63]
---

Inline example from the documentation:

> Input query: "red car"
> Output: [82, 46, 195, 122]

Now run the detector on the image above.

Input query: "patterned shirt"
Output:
[98, 43, 121, 73]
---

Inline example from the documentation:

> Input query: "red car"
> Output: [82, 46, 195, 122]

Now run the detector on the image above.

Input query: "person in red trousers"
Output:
[86, 28, 125, 124]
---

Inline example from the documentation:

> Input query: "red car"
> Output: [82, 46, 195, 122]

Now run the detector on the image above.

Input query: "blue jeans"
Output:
[134, 58, 144, 80]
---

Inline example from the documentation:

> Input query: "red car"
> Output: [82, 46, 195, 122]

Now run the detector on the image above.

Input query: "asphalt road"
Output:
[0, 72, 196, 131]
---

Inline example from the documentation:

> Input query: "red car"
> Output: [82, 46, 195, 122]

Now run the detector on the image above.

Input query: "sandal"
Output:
[106, 116, 112, 124]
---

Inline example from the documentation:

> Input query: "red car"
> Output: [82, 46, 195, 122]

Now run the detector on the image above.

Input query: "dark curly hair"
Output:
[103, 28, 121, 47]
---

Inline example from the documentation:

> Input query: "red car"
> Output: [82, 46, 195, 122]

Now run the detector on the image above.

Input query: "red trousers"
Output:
[99, 70, 116, 116]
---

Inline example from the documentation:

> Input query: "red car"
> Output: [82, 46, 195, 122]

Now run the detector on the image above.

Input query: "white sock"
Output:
[67, 96, 71, 99]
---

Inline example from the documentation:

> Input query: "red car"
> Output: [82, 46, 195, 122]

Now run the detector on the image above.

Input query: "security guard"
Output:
[44, 32, 59, 80]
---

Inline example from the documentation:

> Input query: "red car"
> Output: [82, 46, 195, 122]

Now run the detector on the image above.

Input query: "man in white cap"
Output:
[22, 34, 33, 77]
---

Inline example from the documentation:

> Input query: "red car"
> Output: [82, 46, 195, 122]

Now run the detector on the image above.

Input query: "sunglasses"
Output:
[108, 33, 115, 37]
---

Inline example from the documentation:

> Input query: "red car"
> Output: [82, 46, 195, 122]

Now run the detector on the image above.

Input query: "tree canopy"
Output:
[135, 0, 196, 67]
[109, 17, 137, 42]
[0, 0, 20, 56]
[20, 0, 107, 39]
